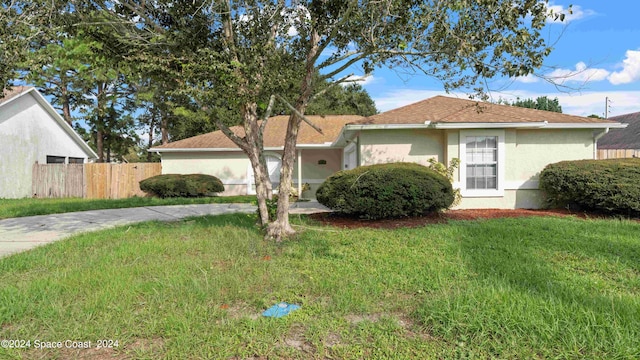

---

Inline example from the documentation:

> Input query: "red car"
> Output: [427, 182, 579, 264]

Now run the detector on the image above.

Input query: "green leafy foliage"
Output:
[427, 157, 461, 206]
[539, 159, 640, 215]
[499, 96, 563, 113]
[139, 174, 224, 198]
[316, 163, 454, 219]
[306, 83, 378, 117]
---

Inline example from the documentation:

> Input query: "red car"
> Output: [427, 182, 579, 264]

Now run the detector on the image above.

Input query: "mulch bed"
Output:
[308, 209, 638, 230]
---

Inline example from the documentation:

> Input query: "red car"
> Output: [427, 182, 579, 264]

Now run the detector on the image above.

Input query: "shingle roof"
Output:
[356, 95, 618, 125]
[155, 115, 363, 149]
[0, 86, 33, 106]
[155, 96, 622, 150]
[597, 112, 640, 149]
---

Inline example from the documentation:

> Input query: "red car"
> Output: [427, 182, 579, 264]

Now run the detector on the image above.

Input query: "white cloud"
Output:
[546, 4, 595, 24]
[343, 75, 375, 86]
[514, 74, 539, 84]
[373, 89, 450, 112]
[545, 62, 610, 84]
[374, 88, 640, 118]
[556, 91, 640, 117]
[491, 90, 640, 117]
[608, 50, 640, 85]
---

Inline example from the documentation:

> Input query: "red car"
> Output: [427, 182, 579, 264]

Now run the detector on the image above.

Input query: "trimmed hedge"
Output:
[316, 162, 454, 219]
[139, 174, 224, 198]
[539, 158, 640, 215]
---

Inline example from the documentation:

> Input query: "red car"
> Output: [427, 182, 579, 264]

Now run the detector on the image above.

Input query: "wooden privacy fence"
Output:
[32, 163, 162, 199]
[597, 149, 640, 159]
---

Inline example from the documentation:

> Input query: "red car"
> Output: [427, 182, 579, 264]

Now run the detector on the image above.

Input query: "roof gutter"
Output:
[149, 144, 340, 153]
[343, 123, 434, 131]
[543, 123, 627, 129]
[433, 122, 548, 129]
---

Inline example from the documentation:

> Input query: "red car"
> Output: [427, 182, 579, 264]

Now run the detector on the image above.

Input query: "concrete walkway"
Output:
[0, 202, 330, 258]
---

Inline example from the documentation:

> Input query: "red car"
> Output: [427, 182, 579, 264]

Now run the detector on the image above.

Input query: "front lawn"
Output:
[0, 214, 638, 358]
[0, 195, 257, 220]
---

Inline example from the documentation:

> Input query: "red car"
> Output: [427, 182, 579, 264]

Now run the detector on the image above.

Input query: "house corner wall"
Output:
[0, 94, 91, 198]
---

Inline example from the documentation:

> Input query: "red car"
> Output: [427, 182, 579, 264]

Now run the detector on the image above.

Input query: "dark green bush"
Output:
[539, 158, 640, 215]
[139, 174, 224, 198]
[316, 162, 454, 219]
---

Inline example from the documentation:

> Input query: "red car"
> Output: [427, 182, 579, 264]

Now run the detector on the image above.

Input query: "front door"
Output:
[343, 143, 357, 169]
[247, 154, 282, 194]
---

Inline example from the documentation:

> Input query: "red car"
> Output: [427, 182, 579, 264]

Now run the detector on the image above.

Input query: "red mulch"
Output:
[308, 209, 638, 230]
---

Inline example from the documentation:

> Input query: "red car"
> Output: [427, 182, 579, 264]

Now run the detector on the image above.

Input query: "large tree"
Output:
[0, 1, 59, 90]
[23, 0, 560, 240]
[510, 96, 563, 113]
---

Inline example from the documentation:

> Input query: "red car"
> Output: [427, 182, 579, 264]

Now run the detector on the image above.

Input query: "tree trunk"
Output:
[239, 102, 273, 227]
[266, 114, 299, 240]
[61, 88, 72, 126]
[267, 30, 320, 241]
[106, 141, 111, 163]
[147, 114, 155, 162]
[161, 113, 169, 145]
[96, 83, 106, 163]
[96, 129, 104, 162]
[247, 149, 272, 226]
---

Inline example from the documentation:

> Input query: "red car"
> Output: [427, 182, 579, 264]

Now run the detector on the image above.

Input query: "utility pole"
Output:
[605, 97, 612, 119]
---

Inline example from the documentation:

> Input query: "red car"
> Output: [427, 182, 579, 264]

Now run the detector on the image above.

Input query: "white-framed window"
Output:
[247, 153, 282, 195]
[459, 130, 505, 197]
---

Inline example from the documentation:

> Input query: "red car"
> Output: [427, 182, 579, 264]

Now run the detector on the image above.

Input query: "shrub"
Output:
[316, 162, 454, 219]
[539, 158, 640, 215]
[427, 157, 461, 207]
[139, 174, 224, 198]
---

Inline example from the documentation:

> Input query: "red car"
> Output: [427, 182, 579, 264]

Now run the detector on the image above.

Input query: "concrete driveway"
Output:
[0, 202, 329, 258]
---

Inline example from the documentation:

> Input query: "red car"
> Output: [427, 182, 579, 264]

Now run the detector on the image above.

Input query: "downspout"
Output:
[593, 128, 610, 159]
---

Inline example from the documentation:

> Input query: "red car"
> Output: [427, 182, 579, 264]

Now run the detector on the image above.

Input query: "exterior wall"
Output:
[293, 148, 342, 198]
[161, 151, 252, 196]
[452, 128, 595, 209]
[505, 129, 594, 186]
[0, 94, 91, 198]
[161, 148, 342, 198]
[160, 128, 596, 207]
[455, 189, 541, 209]
[359, 129, 445, 165]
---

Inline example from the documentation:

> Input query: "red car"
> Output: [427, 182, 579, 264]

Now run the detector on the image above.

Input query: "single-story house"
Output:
[151, 96, 627, 209]
[0, 86, 98, 198]
[596, 111, 640, 159]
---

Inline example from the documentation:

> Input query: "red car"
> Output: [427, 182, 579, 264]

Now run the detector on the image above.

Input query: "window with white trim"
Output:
[465, 136, 497, 190]
[459, 130, 505, 197]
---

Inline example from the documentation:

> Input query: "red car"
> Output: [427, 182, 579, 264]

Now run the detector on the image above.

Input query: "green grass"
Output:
[0, 214, 638, 359]
[0, 195, 256, 219]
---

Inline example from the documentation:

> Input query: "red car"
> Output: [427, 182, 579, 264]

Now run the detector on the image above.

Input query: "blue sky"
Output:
[356, 1, 640, 117]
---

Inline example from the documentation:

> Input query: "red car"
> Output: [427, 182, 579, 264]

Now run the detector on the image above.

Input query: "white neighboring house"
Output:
[0, 86, 98, 198]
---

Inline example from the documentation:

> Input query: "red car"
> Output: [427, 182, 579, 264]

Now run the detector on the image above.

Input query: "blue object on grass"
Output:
[262, 302, 301, 318]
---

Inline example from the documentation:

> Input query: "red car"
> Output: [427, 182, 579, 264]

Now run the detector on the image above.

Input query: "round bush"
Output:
[539, 158, 640, 215]
[139, 174, 224, 198]
[316, 162, 454, 219]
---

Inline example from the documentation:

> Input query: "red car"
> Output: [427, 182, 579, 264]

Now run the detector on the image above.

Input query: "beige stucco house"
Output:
[0, 87, 98, 198]
[151, 96, 626, 209]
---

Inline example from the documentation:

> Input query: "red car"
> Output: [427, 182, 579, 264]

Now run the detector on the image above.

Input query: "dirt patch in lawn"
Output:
[308, 209, 638, 230]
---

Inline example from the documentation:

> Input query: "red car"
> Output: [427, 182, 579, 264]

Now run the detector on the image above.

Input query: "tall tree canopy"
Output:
[5, 0, 562, 239]
[509, 96, 563, 113]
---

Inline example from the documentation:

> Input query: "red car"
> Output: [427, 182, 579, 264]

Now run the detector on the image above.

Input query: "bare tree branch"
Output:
[260, 94, 276, 134]
[275, 94, 323, 135]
